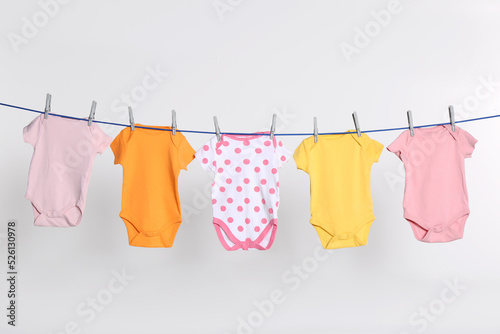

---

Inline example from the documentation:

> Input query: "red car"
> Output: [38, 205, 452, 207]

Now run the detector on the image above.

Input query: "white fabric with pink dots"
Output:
[195, 133, 291, 251]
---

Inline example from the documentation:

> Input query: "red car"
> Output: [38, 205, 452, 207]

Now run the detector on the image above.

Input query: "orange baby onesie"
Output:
[111, 125, 195, 247]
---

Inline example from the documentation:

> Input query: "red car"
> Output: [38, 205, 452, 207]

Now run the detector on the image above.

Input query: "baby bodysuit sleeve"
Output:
[293, 140, 310, 173]
[176, 133, 196, 171]
[195, 136, 218, 172]
[458, 128, 478, 158]
[110, 129, 127, 165]
[275, 138, 292, 169]
[23, 115, 43, 147]
[91, 124, 113, 155]
[387, 131, 409, 161]
[364, 137, 384, 163]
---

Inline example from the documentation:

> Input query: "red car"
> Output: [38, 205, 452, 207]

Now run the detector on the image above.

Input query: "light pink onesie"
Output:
[387, 124, 477, 243]
[23, 114, 112, 227]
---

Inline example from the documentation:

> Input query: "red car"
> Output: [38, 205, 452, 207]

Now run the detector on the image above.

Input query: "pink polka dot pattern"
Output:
[197, 134, 291, 251]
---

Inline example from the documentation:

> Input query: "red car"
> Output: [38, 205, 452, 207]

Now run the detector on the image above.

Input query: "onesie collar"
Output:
[347, 130, 364, 147]
[443, 124, 460, 140]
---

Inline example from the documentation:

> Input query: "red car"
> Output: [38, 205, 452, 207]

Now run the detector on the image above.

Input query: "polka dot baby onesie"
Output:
[196, 134, 291, 251]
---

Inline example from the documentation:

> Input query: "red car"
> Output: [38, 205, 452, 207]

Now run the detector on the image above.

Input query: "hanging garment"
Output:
[196, 133, 291, 250]
[387, 125, 477, 243]
[110, 125, 195, 247]
[294, 131, 383, 249]
[23, 114, 112, 227]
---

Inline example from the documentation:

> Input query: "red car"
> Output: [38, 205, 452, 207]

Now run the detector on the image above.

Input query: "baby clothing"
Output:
[111, 125, 195, 248]
[294, 131, 383, 249]
[196, 134, 291, 251]
[387, 124, 477, 243]
[23, 114, 112, 227]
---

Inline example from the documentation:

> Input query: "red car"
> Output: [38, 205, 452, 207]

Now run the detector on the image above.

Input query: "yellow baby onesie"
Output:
[294, 131, 383, 249]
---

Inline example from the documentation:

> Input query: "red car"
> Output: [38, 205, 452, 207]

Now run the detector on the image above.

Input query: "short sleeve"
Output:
[176, 133, 196, 171]
[459, 128, 477, 158]
[293, 140, 310, 173]
[275, 138, 292, 169]
[91, 123, 113, 155]
[196, 136, 218, 172]
[387, 131, 409, 161]
[23, 115, 43, 147]
[110, 130, 126, 165]
[364, 137, 384, 163]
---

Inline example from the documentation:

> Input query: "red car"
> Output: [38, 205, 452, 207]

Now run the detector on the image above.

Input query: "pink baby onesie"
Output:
[23, 114, 113, 227]
[387, 124, 477, 243]
[196, 133, 291, 250]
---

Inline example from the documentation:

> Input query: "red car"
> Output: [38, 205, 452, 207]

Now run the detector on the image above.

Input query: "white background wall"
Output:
[0, 0, 499, 333]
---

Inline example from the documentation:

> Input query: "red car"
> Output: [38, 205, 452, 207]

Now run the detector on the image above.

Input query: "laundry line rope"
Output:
[1, 101, 499, 136]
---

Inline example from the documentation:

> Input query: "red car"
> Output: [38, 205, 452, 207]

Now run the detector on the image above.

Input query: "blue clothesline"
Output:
[1, 101, 498, 136]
